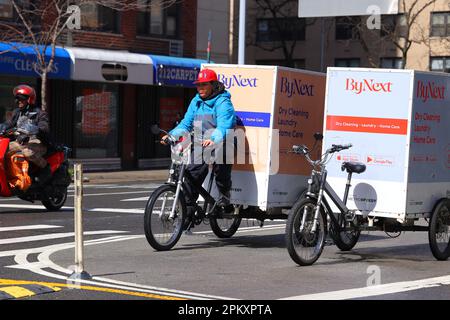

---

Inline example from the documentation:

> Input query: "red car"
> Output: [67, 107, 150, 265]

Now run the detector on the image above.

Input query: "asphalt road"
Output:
[0, 181, 449, 303]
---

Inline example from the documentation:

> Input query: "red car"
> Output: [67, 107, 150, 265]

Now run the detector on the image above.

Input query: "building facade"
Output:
[243, 0, 450, 73]
[0, 0, 203, 171]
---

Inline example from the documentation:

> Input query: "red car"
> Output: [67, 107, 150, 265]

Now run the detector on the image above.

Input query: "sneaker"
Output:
[216, 191, 230, 207]
[183, 205, 196, 231]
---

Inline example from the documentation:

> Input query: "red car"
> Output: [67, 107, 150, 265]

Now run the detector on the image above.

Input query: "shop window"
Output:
[74, 83, 119, 158]
[430, 57, 450, 72]
[137, 1, 179, 37]
[101, 64, 128, 82]
[256, 17, 306, 42]
[380, 57, 404, 69]
[79, 3, 120, 33]
[335, 58, 360, 67]
[0, 76, 36, 123]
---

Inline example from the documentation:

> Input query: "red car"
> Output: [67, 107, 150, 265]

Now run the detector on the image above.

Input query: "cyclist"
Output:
[161, 69, 236, 215]
[0, 85, 52, 184]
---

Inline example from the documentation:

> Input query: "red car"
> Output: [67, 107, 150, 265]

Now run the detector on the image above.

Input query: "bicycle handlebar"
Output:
[292, 143, 353, 168]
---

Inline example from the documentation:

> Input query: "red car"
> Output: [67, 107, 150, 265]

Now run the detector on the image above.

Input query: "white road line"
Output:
[281, 275, 450, 300]
[88, 208, 145, 214]
[0, 225, 63, 232]
[0, 204, 72, 210]
[121, 197, 149, 202]
[72, 191, 153, 197]
[0, 230, 128, 245]
[191, 224, 284, 235]
[5, 235, 236, 300]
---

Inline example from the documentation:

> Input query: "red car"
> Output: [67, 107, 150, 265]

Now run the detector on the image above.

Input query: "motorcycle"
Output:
[0, 130, 71, 211]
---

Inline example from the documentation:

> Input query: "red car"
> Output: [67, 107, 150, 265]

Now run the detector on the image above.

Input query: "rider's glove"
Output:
[16, 134, 30, 145]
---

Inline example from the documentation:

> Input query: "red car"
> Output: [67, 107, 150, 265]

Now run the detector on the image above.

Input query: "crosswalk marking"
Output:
[0, 225, 63, 232]
[0, 230, 128, 245]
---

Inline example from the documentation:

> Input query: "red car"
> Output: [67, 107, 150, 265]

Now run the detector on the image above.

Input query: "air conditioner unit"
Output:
[169, 40, 183, 57]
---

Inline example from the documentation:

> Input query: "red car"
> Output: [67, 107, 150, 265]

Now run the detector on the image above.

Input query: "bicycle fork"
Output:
[169, 165, 186, 220]
[311, 170, 327, 233]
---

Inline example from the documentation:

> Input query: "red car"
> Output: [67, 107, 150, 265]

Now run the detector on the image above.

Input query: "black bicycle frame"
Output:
[173, 164, 216, 212]
[307, 169, 351, 232]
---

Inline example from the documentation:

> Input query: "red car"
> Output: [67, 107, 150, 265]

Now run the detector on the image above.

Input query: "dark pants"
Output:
[184, 163, 232, 206]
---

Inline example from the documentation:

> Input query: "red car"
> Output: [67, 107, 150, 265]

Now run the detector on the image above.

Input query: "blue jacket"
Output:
[170, 91, 236, 143]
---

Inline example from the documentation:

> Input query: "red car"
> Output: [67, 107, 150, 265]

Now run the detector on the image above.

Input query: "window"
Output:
[380, 57, 404, 69]
[381, 14, 407, 37]
[431, 12, 450, 37]
[0, 0, 13, 19]
[335, 58, 360, 67]
[74, 83, 119, 158]
[137, 1, 179, 37]
[256, 17, 306, 42]
[79, 3, 120, 33]
[335, 17, 360, 40]
[256, 59, 305, 69]
[430, 57, 450, 72]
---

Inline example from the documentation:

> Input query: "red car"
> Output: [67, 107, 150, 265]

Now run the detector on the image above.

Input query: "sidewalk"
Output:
[83, 169, 168, 184]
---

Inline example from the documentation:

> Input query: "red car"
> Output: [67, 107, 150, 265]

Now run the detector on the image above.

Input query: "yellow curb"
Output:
[0, 279, 186, 300]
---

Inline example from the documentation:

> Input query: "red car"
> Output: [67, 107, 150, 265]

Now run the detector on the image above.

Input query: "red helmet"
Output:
[13, 84, 36, 105]
[194, 69, 218, 84]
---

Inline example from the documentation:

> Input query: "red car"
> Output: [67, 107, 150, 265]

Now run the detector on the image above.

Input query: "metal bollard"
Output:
[69, 163, 91, 281]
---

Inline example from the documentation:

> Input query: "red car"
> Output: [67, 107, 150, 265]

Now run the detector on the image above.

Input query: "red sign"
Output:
[159, 97, 184, 131]
[81, 89, 112, 135]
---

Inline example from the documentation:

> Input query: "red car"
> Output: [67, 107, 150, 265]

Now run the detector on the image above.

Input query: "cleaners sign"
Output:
[0, 42, 71, 79]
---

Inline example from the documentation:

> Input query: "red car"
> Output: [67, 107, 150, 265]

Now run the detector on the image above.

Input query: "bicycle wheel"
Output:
[329, 212, 361, 251]
[285, 198, 326, 266]
[210, 216, 241, 238]
[429, 199, 450, 261]
[144, 184, 186, 251]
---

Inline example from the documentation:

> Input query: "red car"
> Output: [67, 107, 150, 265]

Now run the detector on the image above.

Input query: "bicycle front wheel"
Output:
[285, 198, 326, 266]
[144, 184, 186, 251]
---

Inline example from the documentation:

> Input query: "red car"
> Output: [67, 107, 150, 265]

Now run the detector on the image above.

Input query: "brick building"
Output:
[0, 0, 204, 171]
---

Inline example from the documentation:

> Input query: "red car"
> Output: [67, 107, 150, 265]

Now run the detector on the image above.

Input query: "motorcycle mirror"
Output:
[150, 124, 161, 135]
[314, 132, 324, 141]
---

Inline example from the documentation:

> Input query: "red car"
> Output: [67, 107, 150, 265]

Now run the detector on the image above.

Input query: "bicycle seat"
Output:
[341, 161, 366, 174]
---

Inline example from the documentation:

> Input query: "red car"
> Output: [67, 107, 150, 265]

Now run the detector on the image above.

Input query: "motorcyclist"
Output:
[161, 69, 236, 215]
[0, 84, 52, 185]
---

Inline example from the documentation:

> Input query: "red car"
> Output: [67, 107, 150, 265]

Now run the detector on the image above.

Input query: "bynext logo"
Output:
[217, 74, 258, 89]
[416, 80, 446, 102]
[345, 78, 393, 95]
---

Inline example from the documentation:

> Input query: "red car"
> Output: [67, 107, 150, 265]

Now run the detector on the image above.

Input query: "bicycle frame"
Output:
[306, 167, 353, 234]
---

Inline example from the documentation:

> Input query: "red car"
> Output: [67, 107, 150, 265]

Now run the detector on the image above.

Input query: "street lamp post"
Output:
[238, 0, 246, 64]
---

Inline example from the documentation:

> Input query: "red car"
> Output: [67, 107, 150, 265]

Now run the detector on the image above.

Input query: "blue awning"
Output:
[149, 55, 209, 87]
[0, 42, 71, 79]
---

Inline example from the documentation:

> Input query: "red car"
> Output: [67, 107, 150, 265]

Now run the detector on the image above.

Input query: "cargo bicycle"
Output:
[286, 135, 450, 266]
[144, 125, 245, 251]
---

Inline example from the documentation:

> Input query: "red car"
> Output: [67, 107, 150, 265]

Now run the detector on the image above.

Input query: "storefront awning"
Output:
[0, 42, 71, 79]
[149, 55, 208, 87]
[66, 47, 153, 85]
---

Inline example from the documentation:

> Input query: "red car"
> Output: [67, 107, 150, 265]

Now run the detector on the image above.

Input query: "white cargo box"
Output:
[203, 64, 326, 210]
[323, 68, 450, 220]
